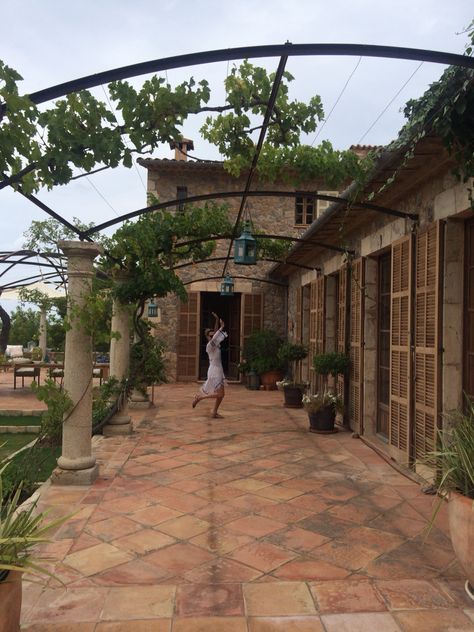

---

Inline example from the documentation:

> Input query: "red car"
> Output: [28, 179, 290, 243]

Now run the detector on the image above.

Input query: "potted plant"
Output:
[242, 329, 284, 391]
[0, 462, 70, 632]
[277, 342, 309, 407]
[425, 403, 474, 599]
[312, 351, 350, 388]
[129, 323, 167, 404]
[30, 347, 43, 363]
[302, 390, 343, 433]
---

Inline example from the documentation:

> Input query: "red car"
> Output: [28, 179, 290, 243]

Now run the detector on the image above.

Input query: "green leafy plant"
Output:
[278, 342, 308, 385]
[31, 379, 73, 446]
[242, 329, 284, 375]
[92, 377, 121, 429]
[312, 352, 350, 377]
[30, 347, 42, 361]
[302, 390, 343, 415]
[129, 323, 167, 395]
[426, 403, 474, 501]
[0, 460, 70, 581]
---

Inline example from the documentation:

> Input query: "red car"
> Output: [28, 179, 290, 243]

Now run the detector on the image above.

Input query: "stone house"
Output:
[270, 133, 473, 468]
[138, 139, 342, 383]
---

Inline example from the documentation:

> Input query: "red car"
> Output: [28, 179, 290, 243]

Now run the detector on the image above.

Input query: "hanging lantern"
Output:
[147, 300, 158, 317]
[220, 274, 234, 296]
[234, 220, 257, 265]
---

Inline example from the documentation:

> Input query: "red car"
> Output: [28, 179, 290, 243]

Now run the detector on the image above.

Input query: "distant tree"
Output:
[9, 307, 39, 347]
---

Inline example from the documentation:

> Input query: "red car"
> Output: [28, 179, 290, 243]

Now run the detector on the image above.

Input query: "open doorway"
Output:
[199, 292, 241, 381]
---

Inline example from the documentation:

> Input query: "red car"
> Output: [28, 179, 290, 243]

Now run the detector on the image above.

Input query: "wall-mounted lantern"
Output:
[220, 274, 234, 296]
[147, 300, 158, 317]
[234, 220, 257, 265]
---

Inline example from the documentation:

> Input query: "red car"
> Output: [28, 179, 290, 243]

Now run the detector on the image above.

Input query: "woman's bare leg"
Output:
[212, 387, 225, 418]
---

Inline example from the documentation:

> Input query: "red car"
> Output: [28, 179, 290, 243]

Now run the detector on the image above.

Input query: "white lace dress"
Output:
[201, 328, 227, 394]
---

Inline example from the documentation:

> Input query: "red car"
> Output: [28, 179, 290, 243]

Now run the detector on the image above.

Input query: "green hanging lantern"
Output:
[220, 274, 234, 296]
[234, 220, 257, 265]
[147, 300, 158, 317]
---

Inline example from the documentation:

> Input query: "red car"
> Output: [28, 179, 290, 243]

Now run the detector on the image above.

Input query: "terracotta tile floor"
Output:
[16, 383, 474, 631]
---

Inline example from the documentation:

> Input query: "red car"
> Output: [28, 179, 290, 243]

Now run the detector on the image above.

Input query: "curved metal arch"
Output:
[81, 190, 415, 238]
[173, 233, 354, 255]
[25, 43, 474, 106]
[171, 256, 319, 272]
[183, 275, 288, 288]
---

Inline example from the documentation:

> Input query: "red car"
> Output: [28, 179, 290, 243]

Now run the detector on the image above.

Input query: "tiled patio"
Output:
[18, 383, 474, 631]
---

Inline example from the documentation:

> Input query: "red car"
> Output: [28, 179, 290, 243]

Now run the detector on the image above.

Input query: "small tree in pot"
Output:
[309, 352, 350, 432]
[277, 342, 308, 408]
[242, 330, 284, 391]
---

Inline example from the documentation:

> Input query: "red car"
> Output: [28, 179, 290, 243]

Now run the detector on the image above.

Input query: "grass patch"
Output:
[0, 415, 41, 427]
[0, 433, 38, 459]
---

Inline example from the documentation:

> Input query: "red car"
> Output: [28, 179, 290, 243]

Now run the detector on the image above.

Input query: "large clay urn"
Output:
[0, 571, 22, 632]
[448, 492, 474, 591]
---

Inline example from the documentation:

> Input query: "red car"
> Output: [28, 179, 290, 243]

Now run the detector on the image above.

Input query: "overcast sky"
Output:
[0, 0, 472, 308]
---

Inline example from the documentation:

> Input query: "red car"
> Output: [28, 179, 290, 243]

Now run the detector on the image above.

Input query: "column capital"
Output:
[59, 240, 103, 259]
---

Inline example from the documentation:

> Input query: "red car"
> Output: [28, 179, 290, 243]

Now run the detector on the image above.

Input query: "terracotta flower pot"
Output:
[0, 570, 22, 632]
[448, 491, 474, 591]
[260, 370, 283, 391]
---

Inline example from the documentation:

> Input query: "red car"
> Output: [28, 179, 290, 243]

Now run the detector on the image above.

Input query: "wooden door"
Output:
[389, 235, 413, 463]
[310, 276, 326, 392]
[414, 222, 443, 460]
[295, 286, 303, 382]
[464, 219, 474, 400]
[377, 253, 391, 438]
[349, 258, 364, 433]
[336, 264, 349, 414]
[177, 292, 200, 381]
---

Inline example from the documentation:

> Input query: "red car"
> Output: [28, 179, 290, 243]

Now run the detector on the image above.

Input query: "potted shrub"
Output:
[302, 390, 343, 433]
[277, 342, 308, 407]
[0, 462, 70, 632]
[426, 404, 474, 599]
[30, 347, 43, 363]
[312, 351, 350, 388]
[242, 329, 284, 390]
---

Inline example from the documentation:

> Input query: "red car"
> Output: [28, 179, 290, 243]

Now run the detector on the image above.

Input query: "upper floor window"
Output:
[295, 191, 339, 225]
[295, 195, 314, 225]
[177, 186, 188, 212]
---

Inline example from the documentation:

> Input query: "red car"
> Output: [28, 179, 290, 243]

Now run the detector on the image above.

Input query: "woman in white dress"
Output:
[192, 312, 227, 418]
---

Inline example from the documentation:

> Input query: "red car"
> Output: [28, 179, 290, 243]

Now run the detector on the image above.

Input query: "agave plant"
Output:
[427, 404, 474, 501]
[0, 461, 70, 581]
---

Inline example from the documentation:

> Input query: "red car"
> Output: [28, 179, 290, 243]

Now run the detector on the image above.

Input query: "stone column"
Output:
[38, 307, 47, 360]
[103, 293, 132, 435]
[52, 240, 102, 486]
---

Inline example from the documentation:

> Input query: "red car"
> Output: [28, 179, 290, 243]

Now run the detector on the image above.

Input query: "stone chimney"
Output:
[169, 138, 194, 161]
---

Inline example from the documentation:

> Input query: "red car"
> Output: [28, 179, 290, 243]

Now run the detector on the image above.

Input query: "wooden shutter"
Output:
[414, 222, 443, 460]
[349, 259, 364, 433]
[310, 276, 326, 392]
[465, 219, 474, 399]
[389, 235, 413, 462]
[336, 264, 349, 408]
[241, 293, 263, 348]
[177, 292, 200, 381]
[295, 287, 303, 382]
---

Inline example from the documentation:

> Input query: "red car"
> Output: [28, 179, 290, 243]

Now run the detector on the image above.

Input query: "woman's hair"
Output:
[204, 328, 213, 338]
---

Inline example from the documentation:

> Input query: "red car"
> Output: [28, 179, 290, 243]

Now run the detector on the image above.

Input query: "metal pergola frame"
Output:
[1, 42, 471, 291]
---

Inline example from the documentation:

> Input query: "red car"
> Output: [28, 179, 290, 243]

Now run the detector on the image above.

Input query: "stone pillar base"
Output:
[103, 412, 133, 436]
[129, 400, 151, 409]
[51, 463, 99, 486]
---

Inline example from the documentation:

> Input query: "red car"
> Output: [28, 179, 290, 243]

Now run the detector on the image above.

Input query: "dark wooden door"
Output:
[377, 253, 391, 438]
[464, 219, 474, 400]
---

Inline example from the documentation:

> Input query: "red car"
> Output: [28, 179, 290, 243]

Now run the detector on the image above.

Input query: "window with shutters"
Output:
[176, 186, 188, 212]
[414, 222, 442, 461]
[310, 276, 326, 392]
[316, 191, 339, 217]
[177, 292, 200, 381]
[336, 265, 349, 412]
[377, 252, 391, 439]
[295, 195, 314, 225]
[389, 236, 412, 462]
